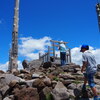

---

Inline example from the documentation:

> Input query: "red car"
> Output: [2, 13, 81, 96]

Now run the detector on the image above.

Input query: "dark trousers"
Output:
[60, 52, 66, 66]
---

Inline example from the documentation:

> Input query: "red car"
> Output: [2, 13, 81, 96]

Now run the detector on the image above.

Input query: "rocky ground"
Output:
[0, 60, 100, 100]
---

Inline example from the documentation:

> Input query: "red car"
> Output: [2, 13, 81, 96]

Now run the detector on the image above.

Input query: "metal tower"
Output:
[8, 0, 20, 71]
[96, 0, 100, 31]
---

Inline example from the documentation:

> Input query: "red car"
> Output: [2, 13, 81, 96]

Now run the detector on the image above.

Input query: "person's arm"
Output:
[81, 61, 87, 73]
[81, 53, 87, 73]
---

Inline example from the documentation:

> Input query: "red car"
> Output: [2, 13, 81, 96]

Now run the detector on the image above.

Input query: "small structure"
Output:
[39, 40, 71, 64]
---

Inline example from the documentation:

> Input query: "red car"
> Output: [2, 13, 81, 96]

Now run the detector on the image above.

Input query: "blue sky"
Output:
[0, 0, 100, 69]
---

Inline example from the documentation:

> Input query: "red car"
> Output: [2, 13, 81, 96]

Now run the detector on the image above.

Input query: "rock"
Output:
[0, 85, 9, 96]
[51, 67, 64, 76]
[0, 74, 25, 86]
[0, 92, 2, 100]
[67, 83, 77, 89]
[25, 79, 37, 87]
[62, 80, 74, 87]
[74, 88, 82, 97]
[95, 72, 100, 79]
[47, 74, 55, 81]
[17, 74, 25, 78]
[3, 95, 14, 100]
[22, 60, 29, 69]
[67, 89, 75, 99]
[3, 97, 11, 100]
[9, 80, 18, 88]
[0, 70, 5, 74]
[13, 87, 39, 100]
[97, 64, 100, 71]
[29, 60, 43, 70]
[74, 84, 94, 98]
[43, 76, 51, 86]
[94, 78, 100, 85]
[62, 64, 80, 73]
[11, 69, 19, 76]
[24, 73, 32, 80]
[20, 69, 30, 74]
[95, 85, 100, 95]
[42, 62, 52, 68]
[32, 79, 45, 92]
[59, 73, 75, 80]
[51, 81, 69, 100]
[32, 72, 44, 79]
[39, 87, 53, 100]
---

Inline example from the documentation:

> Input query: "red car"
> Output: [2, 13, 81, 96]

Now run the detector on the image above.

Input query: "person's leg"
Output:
[87, 73, 98, 98]
[60, 52, 63, 66]
[91, 87, 98, 96]
[82, 74, 88, 91]
[63, 52, 66, 65]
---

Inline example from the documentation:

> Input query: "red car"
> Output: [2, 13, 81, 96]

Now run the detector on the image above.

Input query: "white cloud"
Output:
[19, 36, 51, 60]
[0, 61, 23, 72]
[1, 42, 100, 72]
[19, 36, 100, 65]
[0, 62, 9, 72]
[71, 46, 100, 65]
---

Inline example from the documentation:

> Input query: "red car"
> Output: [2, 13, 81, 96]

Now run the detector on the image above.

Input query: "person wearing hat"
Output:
[80, 45, 98, 100]
[58, 41, 67, 66]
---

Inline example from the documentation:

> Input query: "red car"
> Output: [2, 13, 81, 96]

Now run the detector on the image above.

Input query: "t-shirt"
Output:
[82, 50, 97, 74]
[59, 43, 66, 52]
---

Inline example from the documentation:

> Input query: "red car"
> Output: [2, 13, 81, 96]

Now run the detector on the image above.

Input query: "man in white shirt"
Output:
[80, 44, 98, 100]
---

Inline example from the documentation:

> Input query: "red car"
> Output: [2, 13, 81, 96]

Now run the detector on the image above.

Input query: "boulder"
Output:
[39, 87, 53, 100]
[32, 79, 45, 92]
[97, 64, 100, 71]
[62, 80, 74, 87]
[9, 80, 18, 88]
[20, 69, 30, 74]
[51, 81, 69, 100]
[0, 70, 5, 74]
[0, 91, 2, 100]
[67, 89, 75, 99]
[3, 95, 14, 100]
[32, 72, 45, 79]
[0, 74, 25, 86]
[42, 62, 52, 68]
[22, 60, 29, 70]
[50, 67, 64, 76]
[67, 83, 77, 90]
[59, 73, 75, 80]
[25, 79, 37, 87]
[95, 72, 100, 79]
[74, 84, 94, 98]
[3, 97, 11, 100]
[11, 69, 19, 76]
[43, 76, 51, 86]
[29, 60, 43, 70]
[62, 64, 80, 73]
[0, 85, 9, 96]
[13, 87, 39, 100]
[24, 73, 32, 80]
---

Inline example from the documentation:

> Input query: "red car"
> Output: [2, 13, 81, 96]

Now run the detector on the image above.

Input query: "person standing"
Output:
[58, 41, 67, 66]
[80, 44, 98, 100]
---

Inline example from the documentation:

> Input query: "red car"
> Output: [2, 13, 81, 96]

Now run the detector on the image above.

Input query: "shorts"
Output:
[83, 72, 96, 88]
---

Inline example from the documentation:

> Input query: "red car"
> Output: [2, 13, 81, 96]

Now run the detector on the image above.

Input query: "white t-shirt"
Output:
[82, 50, 97, 74]
[59, 44, 66, 52]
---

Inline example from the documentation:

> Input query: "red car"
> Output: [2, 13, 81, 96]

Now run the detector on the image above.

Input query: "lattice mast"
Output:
[96, 0, 100, 31]
[9, 0, 20, 71]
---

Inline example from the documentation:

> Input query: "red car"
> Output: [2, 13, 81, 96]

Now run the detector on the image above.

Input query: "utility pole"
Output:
[8, 0, 20, 71]
[96, 0, 100, 31]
